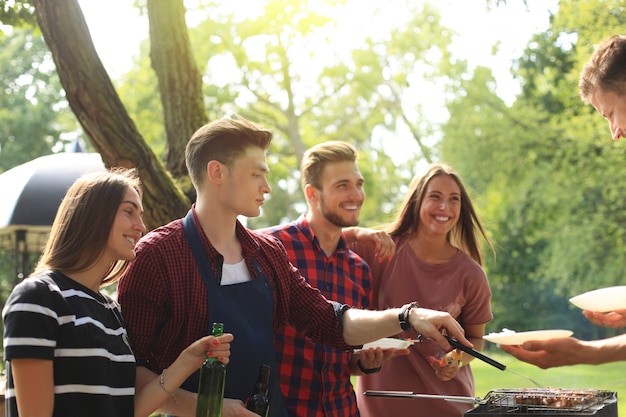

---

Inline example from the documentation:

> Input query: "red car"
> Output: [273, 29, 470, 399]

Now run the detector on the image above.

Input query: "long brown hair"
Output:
[32, 168, 142, 285]
[387, 163, 494, 266]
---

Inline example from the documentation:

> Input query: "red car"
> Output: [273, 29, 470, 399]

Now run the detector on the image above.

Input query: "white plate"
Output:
[569, 286, 626, 312]
[354, 337, 415, 352]
[483, 329, 573, 345]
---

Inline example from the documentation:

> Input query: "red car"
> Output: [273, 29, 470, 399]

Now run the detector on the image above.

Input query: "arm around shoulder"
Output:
[343, 227, 395, 261]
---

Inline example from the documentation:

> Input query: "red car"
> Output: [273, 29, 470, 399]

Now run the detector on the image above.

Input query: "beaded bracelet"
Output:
[159, 368, 180, 404]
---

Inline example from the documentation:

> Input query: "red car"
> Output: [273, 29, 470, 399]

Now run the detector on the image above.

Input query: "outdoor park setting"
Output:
[1, 0, 626, 416]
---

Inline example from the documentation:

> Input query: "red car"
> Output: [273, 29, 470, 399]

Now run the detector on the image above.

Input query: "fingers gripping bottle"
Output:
[196, 323, 226, 417]
[245, 364, 270, 417]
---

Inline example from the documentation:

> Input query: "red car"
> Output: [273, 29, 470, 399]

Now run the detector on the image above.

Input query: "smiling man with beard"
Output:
[259, 141, 403, 417]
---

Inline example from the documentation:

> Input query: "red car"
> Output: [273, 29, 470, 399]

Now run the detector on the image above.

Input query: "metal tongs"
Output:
[444, 336, 543, 388]
[363, 390, 485, 404]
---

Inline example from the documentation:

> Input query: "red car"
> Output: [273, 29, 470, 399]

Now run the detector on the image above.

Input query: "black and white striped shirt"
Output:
[3, 270, 136, 417]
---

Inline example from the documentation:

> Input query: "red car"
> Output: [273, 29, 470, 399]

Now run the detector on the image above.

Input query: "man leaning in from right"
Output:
[500, 34, 626, 368]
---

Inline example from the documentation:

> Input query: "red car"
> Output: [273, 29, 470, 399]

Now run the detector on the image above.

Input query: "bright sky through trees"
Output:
[79, 0, 556, 99]
[77, 0, 558, 160]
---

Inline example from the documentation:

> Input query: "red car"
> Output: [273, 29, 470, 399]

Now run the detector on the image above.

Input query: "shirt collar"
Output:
[296, 214, 349, 254]
[190, 206, 261, 263]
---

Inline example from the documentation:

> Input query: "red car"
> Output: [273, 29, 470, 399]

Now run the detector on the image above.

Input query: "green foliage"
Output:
[0, 1, 36, 30]
[441, 0, 626, 336]
[0, 27, 79, 172]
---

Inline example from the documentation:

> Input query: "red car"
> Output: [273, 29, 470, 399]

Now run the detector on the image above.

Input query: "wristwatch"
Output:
[398, 301, 419, 331]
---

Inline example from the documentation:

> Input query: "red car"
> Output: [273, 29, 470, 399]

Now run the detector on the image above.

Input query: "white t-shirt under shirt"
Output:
[221, 259, 252, 285]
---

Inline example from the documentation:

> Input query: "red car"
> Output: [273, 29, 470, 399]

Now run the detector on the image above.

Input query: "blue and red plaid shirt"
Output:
[117, 208, 351, 378]
[260, 215, 372, 417]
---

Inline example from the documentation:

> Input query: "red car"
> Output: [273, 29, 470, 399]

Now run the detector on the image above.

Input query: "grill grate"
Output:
[466, 388, 617, 416]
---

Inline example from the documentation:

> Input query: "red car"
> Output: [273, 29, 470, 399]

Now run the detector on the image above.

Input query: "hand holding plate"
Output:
[583, 309, 626, 329]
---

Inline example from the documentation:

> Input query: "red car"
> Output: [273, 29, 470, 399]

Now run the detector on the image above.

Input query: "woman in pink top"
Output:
[353, 163, 495, 417]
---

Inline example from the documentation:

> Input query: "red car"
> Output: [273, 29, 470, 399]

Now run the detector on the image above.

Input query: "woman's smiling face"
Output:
[419, 174, 461, 236]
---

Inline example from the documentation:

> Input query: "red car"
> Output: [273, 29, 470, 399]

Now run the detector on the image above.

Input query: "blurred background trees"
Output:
[1, 0, 625, 342]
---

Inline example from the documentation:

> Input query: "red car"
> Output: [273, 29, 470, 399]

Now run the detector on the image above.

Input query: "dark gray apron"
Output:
[182, 211, 287, 417]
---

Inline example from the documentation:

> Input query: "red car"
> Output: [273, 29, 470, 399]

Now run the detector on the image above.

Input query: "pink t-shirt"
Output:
[353, 236, 493, 417]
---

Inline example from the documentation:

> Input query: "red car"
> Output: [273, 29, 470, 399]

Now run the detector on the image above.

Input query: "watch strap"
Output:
[399, 301, 419, 331]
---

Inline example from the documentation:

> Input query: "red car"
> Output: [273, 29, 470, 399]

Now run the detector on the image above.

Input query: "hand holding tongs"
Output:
[444, 336, 506, 370]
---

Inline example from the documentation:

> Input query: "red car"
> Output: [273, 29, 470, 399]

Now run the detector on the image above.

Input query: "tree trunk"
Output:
[31, 0, 190, 230]
[147, 0, 208, 180]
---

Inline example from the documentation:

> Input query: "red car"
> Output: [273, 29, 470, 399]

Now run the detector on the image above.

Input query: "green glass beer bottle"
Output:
[245, 364, 270, 417]
[195, 323, 226, 417]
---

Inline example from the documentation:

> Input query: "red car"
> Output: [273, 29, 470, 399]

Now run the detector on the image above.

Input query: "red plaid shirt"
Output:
[260, 215, 372, 417]
[117, 208, 350, 376]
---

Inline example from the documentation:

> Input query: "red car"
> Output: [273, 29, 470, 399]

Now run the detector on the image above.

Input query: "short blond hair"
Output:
[300, 141, 358, 190]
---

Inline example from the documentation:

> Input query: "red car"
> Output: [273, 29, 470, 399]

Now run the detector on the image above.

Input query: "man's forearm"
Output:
[342, 308, 402, 346]
[342, 304, 469, 351]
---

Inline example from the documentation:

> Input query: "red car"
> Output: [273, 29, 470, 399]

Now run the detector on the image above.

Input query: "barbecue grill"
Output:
[363, 388, 617, 417]
[363, 340, 618, 416]
[465, 388, 617, 417]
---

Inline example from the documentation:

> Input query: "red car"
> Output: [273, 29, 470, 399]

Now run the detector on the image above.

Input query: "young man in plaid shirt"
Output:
[260, 141, 400, 417]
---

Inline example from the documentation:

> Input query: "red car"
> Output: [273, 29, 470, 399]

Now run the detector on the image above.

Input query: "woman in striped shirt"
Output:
[3, 168, 232, 417]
